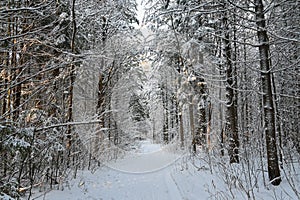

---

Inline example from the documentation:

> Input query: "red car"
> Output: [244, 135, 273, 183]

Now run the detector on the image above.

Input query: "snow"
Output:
[107, 140, 181, 173]
[5, 138, 31, 148]
[0, 193, 15, 200]
[27, 141, 299, 200]
[138, 140, 162, 153]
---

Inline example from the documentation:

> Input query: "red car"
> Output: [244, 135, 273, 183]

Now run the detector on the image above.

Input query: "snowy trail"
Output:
[164, 170, 184, 200]
[107, 142, 181, 174]
[26, 140, 296, 200]
[30, 140, 211, 200]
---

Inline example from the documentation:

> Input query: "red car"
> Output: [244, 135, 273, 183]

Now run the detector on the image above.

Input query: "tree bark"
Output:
[66, 0, 77, 149]
[195, 80, 207, 148]
[163, 82, 169, 143]
[179, 108, 184, 148]
[255, 0, 281, 186]
[189, 94, 196, 153]
[223, 10, 239, 164]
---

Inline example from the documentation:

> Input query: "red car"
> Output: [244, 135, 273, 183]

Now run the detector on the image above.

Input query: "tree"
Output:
[222, 2, 239, 163]
[129, 93, 149, 122]
[254, 0, 281, 186]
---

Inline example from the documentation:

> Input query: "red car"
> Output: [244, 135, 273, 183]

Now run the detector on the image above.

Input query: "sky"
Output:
[136, 0, 145, 25]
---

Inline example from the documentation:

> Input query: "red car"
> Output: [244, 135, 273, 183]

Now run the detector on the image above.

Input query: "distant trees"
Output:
[145, 0, 216, 152]
[129, 93, 149, 122]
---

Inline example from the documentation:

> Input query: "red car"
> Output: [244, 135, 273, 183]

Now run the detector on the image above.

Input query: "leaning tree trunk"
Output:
[255, 0, 281, 186]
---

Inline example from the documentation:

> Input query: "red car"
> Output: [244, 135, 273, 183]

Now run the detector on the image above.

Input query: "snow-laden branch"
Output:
[35, 109, 116, 132]
[35, 120, 102, 132]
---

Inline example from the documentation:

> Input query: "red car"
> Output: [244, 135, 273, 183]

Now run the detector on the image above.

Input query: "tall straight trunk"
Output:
[189, 94, 196, 153]
[194, 77, 207, 147]
[163, 82, 169, 143]
[206, 102, 212, 151]
[232, 8, 239, 154]
[96, 74, 104, 118]
[1, 47, 8, 116]
[179, 108, 184, 148]
[1, 76, 7, 116]
[170, 73, 175, 136]
[66, 0, 77, 149]
[198, 104, 206, 145]
[152, 116, 156, 141]
[113, 121, 118, 145]
[255, 0, 281, 186]
[271, 72, 283, 169]
[11, 28, 19, 120]
[9, 3, 18, 120]
[175, 78, 179, 129]
[13, 36, 21, 121]
[95, 73, 104, 154]
[223, 10, 239, 163]
[3, 0, 12, 120]
[13, 68, 22, 121]
[243, 38, 252, 143]
[218, 40, 225, 156]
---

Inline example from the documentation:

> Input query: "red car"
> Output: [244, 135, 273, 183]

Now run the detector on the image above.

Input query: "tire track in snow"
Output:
[164, 169, 185, 200]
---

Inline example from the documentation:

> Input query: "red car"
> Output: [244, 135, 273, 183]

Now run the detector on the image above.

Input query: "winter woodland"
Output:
[0, 0, 299, 199]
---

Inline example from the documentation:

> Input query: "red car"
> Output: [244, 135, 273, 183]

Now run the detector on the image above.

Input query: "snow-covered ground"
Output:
[27, 140, 299, 200]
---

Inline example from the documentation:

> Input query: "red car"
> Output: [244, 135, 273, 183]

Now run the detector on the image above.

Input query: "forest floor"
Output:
[27, 140, 299, 200]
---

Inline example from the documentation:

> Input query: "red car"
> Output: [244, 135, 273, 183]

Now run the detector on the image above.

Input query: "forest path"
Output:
[31, 140, 212, 200]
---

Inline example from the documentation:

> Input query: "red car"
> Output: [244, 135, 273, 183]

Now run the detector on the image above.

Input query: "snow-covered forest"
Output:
[0, 0, 299, 199]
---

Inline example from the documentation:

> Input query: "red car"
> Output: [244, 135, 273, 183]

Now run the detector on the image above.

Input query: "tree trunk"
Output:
[207, 102, 212, 151]
[1, 64, 8, 117]
[218, 44, 224, 156]
[223, 10, 239, 163]
[255, 0, 281, 186]
[179, 108, 184, 148]
[271, 72, 283, 169]
[95, 73, 104, 154]
[189, 94, 196, 153]
[163, 83, 169, 143]
[66, 0, 77, 150]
